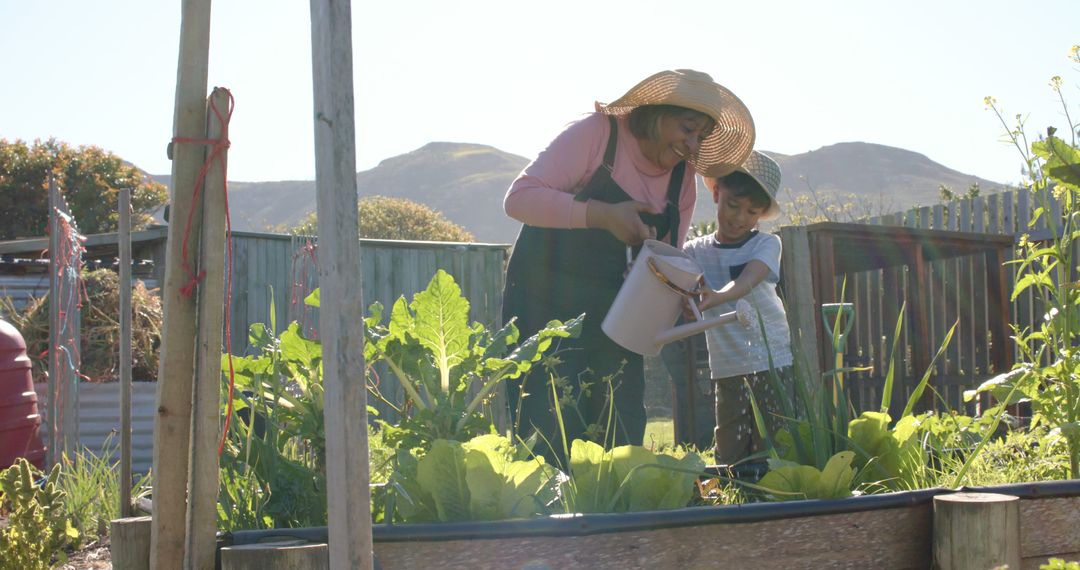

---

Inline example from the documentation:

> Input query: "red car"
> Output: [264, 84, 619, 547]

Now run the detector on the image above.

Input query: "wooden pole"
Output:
[47, 174, 59, 468]
[111, 516, 152, 570]
[184, 87, 229, 570]
[47, 176, 80, 465]
[220, 541, 327, 570]
[152, 0, 212, 566]
[932, 492, 1020, 570]
[309, 1, 374, 568]
[119, 188, 133, 518]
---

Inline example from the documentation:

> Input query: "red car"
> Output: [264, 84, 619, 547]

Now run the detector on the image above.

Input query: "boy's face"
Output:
[711, 181, 765, 243]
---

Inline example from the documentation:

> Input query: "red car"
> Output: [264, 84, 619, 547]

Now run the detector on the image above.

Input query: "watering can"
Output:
[602, 239, 754, 356]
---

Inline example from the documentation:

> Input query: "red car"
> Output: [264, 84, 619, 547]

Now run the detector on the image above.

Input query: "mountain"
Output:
[152, 141, 1007, 243]
[763, 142, 1006, 221]
[353, 142, 528, 241]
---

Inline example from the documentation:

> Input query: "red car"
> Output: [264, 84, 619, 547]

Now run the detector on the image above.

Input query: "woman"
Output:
[502, 69, 755, 463]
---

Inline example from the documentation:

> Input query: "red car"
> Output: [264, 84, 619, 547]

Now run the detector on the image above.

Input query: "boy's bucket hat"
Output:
[735, 151, 782, 221]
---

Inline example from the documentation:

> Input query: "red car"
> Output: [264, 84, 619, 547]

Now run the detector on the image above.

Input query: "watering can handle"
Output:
[821, 303, 855, 345]
[645, 256, 705, 320]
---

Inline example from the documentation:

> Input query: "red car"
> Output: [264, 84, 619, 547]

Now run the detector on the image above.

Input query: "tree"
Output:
[288, 195, 475, 242]
[0, 138, 168, 240]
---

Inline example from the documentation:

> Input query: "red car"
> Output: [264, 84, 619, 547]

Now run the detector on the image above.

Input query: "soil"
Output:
[59, 538, 112, 570]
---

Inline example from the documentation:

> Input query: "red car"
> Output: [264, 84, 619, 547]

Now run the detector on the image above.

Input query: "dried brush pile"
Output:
[0, 269, 162, 382]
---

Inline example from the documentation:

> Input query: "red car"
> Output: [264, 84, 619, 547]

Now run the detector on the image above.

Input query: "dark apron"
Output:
[502, 115, 685, 463]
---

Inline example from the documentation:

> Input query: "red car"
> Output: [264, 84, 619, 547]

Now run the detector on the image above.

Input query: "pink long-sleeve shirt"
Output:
[504, 112, 698, 247]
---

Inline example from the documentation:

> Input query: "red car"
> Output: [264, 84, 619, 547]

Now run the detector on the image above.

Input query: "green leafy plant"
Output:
[349, 269, 582, 450]
[973, 46, 1080, 477]
[757, 451, 856, 501]
[389, 434, 559, 523]
[560, 439, 706, 513]
[0, 458, 79, 569]
[762, 301, 957, 487]
[218, 297, 331, 530]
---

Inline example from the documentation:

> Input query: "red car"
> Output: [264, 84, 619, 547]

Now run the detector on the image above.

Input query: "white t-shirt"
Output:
[683, 231, 793, 379]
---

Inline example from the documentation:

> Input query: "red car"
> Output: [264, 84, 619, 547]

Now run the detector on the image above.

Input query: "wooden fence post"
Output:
[152, 0, 212, 566]
[932, 492, 1020, 570]
[780, 226, 822, 398]
[119, 188, 133, 518]
[310, 0, 375, 568]
[184, 87, 230, 570]
[112, 516, 153, 570]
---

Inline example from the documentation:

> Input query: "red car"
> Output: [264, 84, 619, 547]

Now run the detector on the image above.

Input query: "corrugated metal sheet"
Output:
[0, 274, 52, 310]
[35, 382, 156, 474]
[0, 274, 159, 312]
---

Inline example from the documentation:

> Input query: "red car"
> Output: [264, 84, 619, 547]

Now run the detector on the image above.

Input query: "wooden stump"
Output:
[110, 516, 152, 570]
[220, 540, 328, 570]
[933, 492, 1020, 570]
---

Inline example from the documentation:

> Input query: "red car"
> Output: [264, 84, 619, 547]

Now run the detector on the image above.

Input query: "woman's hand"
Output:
[586, 200, 658, 245]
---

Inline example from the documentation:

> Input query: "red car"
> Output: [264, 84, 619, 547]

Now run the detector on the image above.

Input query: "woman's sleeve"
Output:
[503, 113, 608, 229]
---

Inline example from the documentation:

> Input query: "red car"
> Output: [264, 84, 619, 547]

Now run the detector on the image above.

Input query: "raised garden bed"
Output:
[219, 481, 1080, 569]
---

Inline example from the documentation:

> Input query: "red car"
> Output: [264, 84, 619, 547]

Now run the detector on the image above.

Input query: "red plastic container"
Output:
[0, 318, 46, 469]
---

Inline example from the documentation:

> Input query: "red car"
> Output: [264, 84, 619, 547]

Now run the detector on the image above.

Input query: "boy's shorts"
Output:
[714, 366, 792, 466]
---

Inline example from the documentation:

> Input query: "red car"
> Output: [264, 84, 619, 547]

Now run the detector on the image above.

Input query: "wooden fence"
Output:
[0, 229, 510, 424]
[775, 187, 1062, 416]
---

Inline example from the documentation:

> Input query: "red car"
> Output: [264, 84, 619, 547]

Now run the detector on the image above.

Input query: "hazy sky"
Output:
[2, 0, 1078, 187]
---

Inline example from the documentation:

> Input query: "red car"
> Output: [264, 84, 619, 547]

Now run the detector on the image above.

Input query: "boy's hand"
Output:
[587, 200, 658, 245]
[697, 288, 724, 312]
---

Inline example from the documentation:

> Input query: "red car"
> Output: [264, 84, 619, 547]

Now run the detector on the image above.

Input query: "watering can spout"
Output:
[653, 299, 755, 347]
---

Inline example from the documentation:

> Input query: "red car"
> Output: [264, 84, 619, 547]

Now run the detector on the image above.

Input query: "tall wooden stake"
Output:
[47, 175, 79, 466]
[152, 0, 211, 566]
[309, 1, 374, 567]
[119, 188, 133, 518]
[185, 87, 229, 570]
[47, 174, 59, 468]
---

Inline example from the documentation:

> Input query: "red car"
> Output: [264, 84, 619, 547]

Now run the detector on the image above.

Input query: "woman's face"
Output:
[639, 111, 713, 170]
[712, 182, 765, 242]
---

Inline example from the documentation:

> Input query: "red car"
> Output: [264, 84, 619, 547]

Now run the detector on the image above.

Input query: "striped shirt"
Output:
[683, 231, 793, 379]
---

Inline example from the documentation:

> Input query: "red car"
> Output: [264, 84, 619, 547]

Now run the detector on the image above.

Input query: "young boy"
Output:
[682, 151, 793, 466]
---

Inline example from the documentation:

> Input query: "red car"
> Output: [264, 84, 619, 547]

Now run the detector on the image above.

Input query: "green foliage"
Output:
[942, 426, 1071, 487]
[977, 48, 1080, 477]
[218, 311, 331, 530]
[1042, 558, 1080, 570]
[288, 195, 475, 242]
[757, 451, 856, 500]
[389, 434, 558, 523]
[0, 138, 168, 239]
[0, 459, 79, 569]
[561, 439, 706, 513]
[55, 437, 152, 543]
[356, 269, 582, 450]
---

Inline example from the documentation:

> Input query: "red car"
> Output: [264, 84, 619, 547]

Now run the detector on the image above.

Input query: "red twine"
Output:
[170, 88, 238, 456]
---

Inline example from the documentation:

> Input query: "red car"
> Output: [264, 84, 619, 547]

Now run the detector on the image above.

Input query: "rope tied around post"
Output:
[171, 88, 238, 455]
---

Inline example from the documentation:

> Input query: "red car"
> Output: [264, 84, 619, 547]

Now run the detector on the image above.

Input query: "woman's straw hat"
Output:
[735, 151, 783, 221]
[596, 69, 755, 177]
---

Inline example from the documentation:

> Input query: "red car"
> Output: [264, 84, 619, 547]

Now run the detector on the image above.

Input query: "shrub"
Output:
[0, 459, 79, 569]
